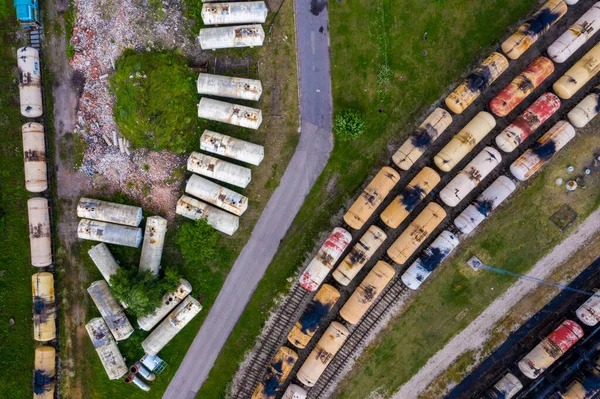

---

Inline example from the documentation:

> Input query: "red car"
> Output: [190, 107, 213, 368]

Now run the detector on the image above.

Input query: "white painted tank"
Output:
[454, 176, 517, 235]
[185, 174, 248, 216]
[510, 121, 576, 181]
[176, 195, 240, 236]
[17, 47, 42, 118]
[197, 73, 262, 101]
[200, 130, 264, 165]
[85, 317, 128, 380]
[198, 97, 262, 130]
[439, 147, 502, 207]
[548, 2, 600, 63]
[187, 151, 251, 188]
[568, 86, 600, 128]
[87, 280, 134, 341]
[77, 219, 143, 247]
[137, 279, 193, 331]
[576, 290, 600, 326]
[88, 243, 120, 285]
[141, 296, 202, 356]
[139, 216, 167, 275]
[77, 197, 143, 227]
[199, 24, 265, 50]
[22, 122, 47, 192]
[553, 41, 600, 99]
[201, 2, 268, 25]
[27, 197, 52, 267]
[401, 230, 459, 290]
[565, 0, 580, 4]
[282, 384, 307, 399]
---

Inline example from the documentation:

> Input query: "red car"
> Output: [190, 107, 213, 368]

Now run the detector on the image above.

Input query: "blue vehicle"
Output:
[14, 0, 41, 30]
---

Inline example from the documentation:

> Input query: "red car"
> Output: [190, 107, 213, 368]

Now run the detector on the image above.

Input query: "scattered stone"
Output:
[9, 318, 15, 326]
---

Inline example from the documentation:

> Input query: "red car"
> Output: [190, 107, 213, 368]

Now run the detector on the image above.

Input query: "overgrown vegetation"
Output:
[176, 219, 219, 264]
[110, 49, 199, 153]
[183, 0, 205, 32]
[333, 108, 366, 141]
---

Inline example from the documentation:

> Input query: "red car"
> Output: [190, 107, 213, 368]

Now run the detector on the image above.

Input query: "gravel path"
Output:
[391, 206, 600, 399]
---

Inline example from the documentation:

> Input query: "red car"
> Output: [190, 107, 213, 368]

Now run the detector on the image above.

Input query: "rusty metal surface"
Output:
[85, 317, 128, 380]
[137, 279, 192, 331]
[201, 2, 268, 26]
[332, 226, 387, 286]
[554, 41, 600, 98]
[17, 46, 42, 118]
[568, 85, 600, 126]
[187, 151, 252, 188]
[200, 130, 264, 166]
[185, 174, 248, 216]
[76, 197, 143, 227]
[548, 2, 600, 63]
[32, 272, 56, 342]
[34, 346, 55, 399]
[251, 347, 299, 399]
[198, 24, 265, 50]
[87, 280, 134, 341]
[27, 197, 52, 267]
[175, 194, 240, 236]
[22, 122, 48, 193]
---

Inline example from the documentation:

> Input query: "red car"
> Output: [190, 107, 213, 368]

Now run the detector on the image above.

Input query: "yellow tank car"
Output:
[34, 346, 55, 399]
[32, 272, 56, 342]
[252, 346, 298, 399]
[553, 42, 600, 99]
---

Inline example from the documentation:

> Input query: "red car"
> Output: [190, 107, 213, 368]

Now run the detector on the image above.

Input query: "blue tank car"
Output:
[14, 0, 41, 29]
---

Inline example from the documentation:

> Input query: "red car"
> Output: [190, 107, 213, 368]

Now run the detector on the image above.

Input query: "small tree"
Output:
[334, 108, 366, 141]
[176, 219, 219, 263]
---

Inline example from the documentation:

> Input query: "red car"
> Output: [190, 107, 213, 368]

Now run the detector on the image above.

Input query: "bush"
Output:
[176, 219, 219, 263]
[110, 49, 199, 153]
[334, 108, 366, 141]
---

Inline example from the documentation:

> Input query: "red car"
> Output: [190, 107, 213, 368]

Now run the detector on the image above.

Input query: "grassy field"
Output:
[197, 0, 540, 397]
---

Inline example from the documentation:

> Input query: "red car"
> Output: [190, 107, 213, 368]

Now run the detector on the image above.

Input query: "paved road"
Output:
[162, 1, 334, 398]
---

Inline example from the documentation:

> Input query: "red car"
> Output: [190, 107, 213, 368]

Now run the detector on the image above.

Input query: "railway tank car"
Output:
[298, 227, 352, 291]
[391, 108, 453, 170]
[34, 346, 55, 399]
[560, 362, 600, 398]
[17, 46, 42, 118]
[28, 197, 52, 267]
[553, 41, 600, 99]
[296, 321, 349, 387]
[332, 225, 386, 286]
[445, 52, 509, 114]
[439, 147, 502, 208]
[251, 346, 298, 399]
[343, 166, 400, 230]
[518, 320, 584, 379]
[32, 272, 56, 342]
[575, 290, 600, 326]
[282, 384, 307, 399]
[548, 2, 600, 64]
[510, 120, 576, 181]
[454, 175, 517, 235]
[380, 167, 440, 229]
[489, 57, 554, 117]
[22, 122, 48, 192]
[433, 111, 496, 172]
[567, 85, 600, 128]
[387, 202, 447, 265]
[482, 372, 523, 399]
[501, 0, 568, 60]
[400, 230, 460, 290]
[339, 261, 396, 325]
[495, 92, 561, 153]
[288, 284, 340, 349]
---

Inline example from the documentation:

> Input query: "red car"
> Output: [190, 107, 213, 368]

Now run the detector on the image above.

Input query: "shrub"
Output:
[334, 108, 366, 141]
[176, 219, 219, 263]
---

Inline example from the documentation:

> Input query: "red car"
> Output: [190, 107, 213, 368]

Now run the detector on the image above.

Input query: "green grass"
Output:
[197, 0, 539, 397]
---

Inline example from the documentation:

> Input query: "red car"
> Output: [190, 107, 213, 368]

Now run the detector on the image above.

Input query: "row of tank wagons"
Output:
[482, 292, 600, 399]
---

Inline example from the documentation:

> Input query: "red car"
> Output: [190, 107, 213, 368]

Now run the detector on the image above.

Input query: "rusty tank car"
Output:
[482, 372, 523, 399]
[28, 197, 52, 267]
[251, 346, 298, 399]
[568, 85, 600, 128]
[332, 225, 386, 286]
[548, 2, 600, 63]
[575, 289, 600, 326]
[553, 41, 600, 99]
[22, 122, 47, 192]
[32, 272, 56, 342]
[34, 346, 55, 399]
[17, 47, 42, 118]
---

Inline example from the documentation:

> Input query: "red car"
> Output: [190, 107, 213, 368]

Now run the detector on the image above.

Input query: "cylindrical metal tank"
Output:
[287, 284, 340, 349]
[387, 202, 447, 265]
[483, 373, 523, 399]
[510, 120, 576, 181]
[433, 111, 496, 172]
[575, 290, 600, 326]
[137, 279, 193, 331]
[131, 361, 156, 381]
[251, 346, 298, 399]
[495, 92, 561, 152]
[17, 47, 42, 118]
[439, 147, 502, 207]
[199, 24, 265, 50]
[391, 108, 453, 170]
[187, 151, 251, 188]
[185, 174, 248, 216]
[141, 296, 202, 356]
[32, 272, 56, 342]
[88, 243, 120, 285]
[282, 384, 307, 399]
[445, 52, 509, 114]
[197, 73, 263, 101]
[124, 373, 151, 391]
[381, 167, 440, 229]
[332, 226, 387, 286]
[202, 2, 268, 25]
[565, 0, 579, 4]
[548, 3, 600, 63]
[343, 166, 400, 230]
[568, 86, 600, 128]
[298, 227, 352, 291]
[489, 57, 555, 117]
[200, 130, 264, 165]
[34, 346, 55, 399]
[553, 41, 600, 99]
[28, 197, 52, 267]
[339, 261, 396, 325]
[76, 197, 143, 227]
[176, 195, 240, 236]
[22, 122, 48, 192]
[198, 97, 262, 129]
[518, 320, 584, 379]
[87, 280, 134, 341]
[400, 230, 460, 290]
[85, 317, 128, 380]
[454, 175, 517, 235]
[77, 219, 143, 248]
[561, 368, 600, 399]
[139, 216, 167, 275]
[501, 0, 568, 60]
[296, 322, 349, 387]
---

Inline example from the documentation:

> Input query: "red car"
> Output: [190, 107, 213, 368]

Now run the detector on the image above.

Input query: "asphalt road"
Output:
[162, 1, 334, 398]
